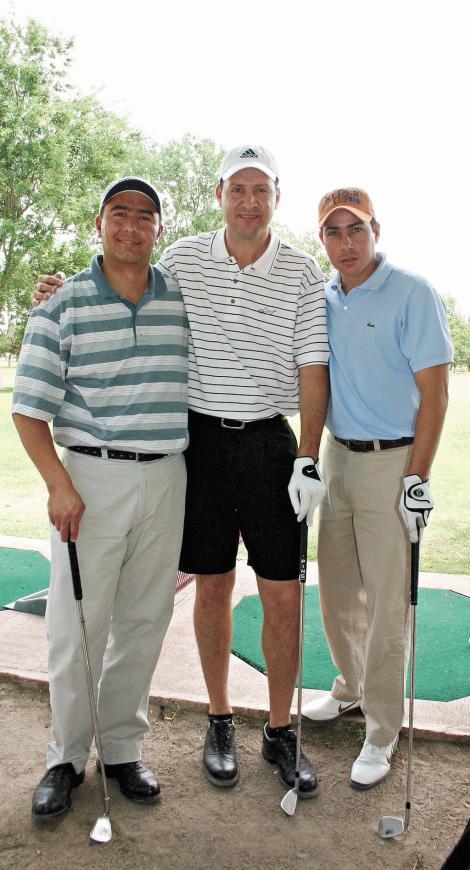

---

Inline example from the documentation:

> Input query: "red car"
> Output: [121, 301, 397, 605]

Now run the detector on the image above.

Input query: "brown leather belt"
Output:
[334, 436, 414, 453]
[68, 446, 167, 462]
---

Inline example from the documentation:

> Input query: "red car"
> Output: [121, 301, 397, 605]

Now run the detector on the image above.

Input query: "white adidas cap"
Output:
[219, 145, 279, 182]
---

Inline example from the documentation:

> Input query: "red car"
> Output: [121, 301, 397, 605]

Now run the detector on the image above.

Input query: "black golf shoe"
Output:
[96, 759, 160, 803]
[262, 722, 319, 798]
[32, 763, 85, 819]
[203, 716, 240, 787]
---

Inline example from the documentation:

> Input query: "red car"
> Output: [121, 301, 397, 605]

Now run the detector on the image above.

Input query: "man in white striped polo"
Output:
[160, 146, 329, 797]
[34, 147, 330, 799]
[13, 178, 188, 820]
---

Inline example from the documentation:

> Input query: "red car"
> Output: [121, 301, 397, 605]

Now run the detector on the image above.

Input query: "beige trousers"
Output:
[318, 435, 413, 746]
[46, 450, 186, 772]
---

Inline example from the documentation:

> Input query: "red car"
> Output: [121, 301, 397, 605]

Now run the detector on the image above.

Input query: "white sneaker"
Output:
[302, 695, 361, 722]
[350, 737, 398, 790]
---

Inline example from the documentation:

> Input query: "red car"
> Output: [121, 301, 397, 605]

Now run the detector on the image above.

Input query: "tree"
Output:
[273, 225, 332, 278]
[149, 134, 225, 255]
[0, 18, 229, 348]
[443, 296, 470, 371]
[0, 18, 150, 336]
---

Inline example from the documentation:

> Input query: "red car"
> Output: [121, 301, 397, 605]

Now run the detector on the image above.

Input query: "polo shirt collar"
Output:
[329, 252, 392, 294]
[91, 255, 156, 299]
[210, 228, 280, 275]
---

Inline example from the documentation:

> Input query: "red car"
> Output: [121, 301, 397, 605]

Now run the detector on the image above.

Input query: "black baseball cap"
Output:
[99, 177, 162, 216]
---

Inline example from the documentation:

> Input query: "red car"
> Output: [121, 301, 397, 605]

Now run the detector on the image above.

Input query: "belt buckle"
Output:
[221, 418, 245, 430]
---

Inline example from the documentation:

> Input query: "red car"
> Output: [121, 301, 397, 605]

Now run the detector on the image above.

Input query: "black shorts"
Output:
[179, 411, 301, 581]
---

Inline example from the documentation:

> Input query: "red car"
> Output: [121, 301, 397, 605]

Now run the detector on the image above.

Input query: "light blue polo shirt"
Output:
[325, 254, 453, 440]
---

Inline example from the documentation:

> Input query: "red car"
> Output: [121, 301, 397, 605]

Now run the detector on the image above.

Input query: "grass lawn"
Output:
[1, 363, 469, 574]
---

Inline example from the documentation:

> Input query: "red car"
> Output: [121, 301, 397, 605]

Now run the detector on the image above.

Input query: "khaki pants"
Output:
[318, 435, 413, 746]
[46, 450, 186, 772]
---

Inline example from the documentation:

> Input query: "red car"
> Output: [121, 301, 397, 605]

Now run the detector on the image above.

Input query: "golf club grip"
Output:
[410, 540, 419, 606]
[67, 540, 83, 601]
[299, 521, 308, 585]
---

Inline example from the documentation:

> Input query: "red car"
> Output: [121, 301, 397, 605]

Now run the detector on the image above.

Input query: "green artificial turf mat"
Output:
[0, 548, 50, 609]
[232, 586, 470, 702]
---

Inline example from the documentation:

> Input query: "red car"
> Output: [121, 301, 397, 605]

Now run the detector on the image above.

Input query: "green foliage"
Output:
[0, 323, 23, 359]
[273, 225, 332, 278]
[443, 296, 470, 371]
[151, 134, 225, 254]
[0, 17, 151, 337]
[0, 17, 227, 348]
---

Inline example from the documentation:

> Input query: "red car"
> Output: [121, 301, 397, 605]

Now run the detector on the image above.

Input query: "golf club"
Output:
[281, 519, 308, 817]
[378, 534, 420, 839]
[67, 540, 112, 844]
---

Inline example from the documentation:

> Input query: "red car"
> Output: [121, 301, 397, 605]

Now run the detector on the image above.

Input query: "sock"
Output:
[208, 713, 233, 722]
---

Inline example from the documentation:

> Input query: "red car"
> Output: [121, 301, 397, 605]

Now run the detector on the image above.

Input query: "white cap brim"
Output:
[221, 160, 277, 182]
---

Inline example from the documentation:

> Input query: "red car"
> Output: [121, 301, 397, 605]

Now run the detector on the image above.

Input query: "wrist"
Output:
[405, 470, 430, 482]
[46, 467, 73, 494]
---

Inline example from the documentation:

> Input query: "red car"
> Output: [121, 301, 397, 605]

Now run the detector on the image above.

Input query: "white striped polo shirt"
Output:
[159, 229, 329, 420]
[12, 256, 189, 453]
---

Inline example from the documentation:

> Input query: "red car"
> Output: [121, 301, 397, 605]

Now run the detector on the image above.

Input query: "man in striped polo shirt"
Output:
[160, 145, 329, 797]
[35, 146, 330, 799]
[12, 178, 188, 820]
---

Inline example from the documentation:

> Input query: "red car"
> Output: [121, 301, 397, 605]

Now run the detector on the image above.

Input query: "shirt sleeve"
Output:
[293, 258, 330, 367]
[158, 244, 176, 279]
[400, 281, 454, 373]
[11, 302, 66, 421]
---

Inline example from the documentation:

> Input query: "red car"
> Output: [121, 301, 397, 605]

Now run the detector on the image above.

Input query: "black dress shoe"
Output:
[32, 763, 85, 819]
[262, 723, 319, 798]
[203, 717, 240, 788]
[97, 760, 160, 804]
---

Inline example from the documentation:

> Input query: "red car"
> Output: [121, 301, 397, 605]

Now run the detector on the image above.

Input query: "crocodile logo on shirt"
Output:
[366, 322, 376, 328]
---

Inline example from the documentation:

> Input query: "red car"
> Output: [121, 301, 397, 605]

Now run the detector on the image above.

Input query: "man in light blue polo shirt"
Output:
[302, 188, 453, 789]
[12, 178, 188, 821]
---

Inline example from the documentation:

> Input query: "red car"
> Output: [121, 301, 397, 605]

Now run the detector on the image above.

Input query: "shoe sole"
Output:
[350, 769, 390, 791]
[302, 701, 362, 723]
[203, 765, 240, 789]
[262, 748, 319, 799]
[32, 770, 85, 820]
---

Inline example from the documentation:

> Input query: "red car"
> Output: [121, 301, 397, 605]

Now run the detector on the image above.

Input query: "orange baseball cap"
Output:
[318, 188, 375, 227]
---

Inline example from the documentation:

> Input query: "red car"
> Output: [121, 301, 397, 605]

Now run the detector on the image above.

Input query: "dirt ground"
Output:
[0, 678, 468, 870]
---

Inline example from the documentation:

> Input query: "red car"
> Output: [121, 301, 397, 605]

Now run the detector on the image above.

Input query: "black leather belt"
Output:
[334, 436, 414, 452]
[189, 411, 283, 431]
[68, 446, 167, 462]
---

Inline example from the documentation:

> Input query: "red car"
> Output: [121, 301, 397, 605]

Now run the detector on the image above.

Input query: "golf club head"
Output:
[280, 788, 298, 817]
[90, 814, 112, 844]
[378, 816, 405, 839]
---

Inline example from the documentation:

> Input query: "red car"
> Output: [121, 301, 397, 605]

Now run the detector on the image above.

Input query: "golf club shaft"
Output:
[67, 542, 110, 816]
[294, 521, 308, 788]
[405, 537, 420, 830]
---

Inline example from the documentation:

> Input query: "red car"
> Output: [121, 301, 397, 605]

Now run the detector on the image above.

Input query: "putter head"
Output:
[280, 788, 298, 817]
[378, 816, 405, 839]
[90, 814, 112, 844]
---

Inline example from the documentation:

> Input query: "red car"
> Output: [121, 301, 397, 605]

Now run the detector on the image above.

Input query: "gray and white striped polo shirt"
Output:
[12, 256, 189, 453]
[159, 229, 329, 420]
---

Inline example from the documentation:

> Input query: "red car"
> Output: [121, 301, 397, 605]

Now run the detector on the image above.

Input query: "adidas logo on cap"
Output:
[219, 144, 279, 182]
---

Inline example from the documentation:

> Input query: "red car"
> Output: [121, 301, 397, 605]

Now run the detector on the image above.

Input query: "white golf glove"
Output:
[288, 457, 326, 526]
[400, 474, 434, 543]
